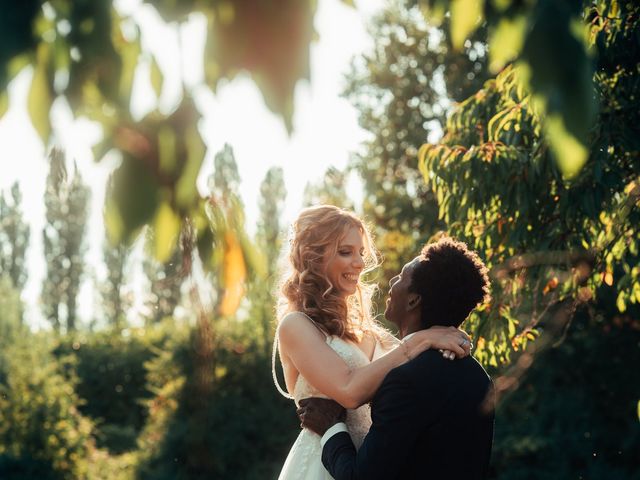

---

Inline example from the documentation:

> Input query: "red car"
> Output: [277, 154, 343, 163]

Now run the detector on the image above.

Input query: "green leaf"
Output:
[117, 36, 141, 104]
[0, 91, 7, 119]
[175, 125, 205, 209]
[204, 0, 316, 133]
[616, 292, 626, 313]
[104, 195, 125, 246]
[521, 1, 595, 177]
[451, 0, 484, 50]
[154, 202, 181, 263]
[150, 56, 163, 99]
[545, 114, 589, 179]
[27, 45, 53, 144]
[508, 318, 516, 337]
[418, 0, 446, 26]
[105, 154, 159, 244]
[489, 16, 527, 73]
[7, 54, 32, 82]
[157, 126, 177, 175]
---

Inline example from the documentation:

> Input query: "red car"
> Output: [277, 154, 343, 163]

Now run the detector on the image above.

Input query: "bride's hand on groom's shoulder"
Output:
[414, 326, 472, 360]
[297, 397, 346, 437]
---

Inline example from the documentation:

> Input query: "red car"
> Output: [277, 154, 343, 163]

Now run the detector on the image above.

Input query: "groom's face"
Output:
[384, 257, 420, 326]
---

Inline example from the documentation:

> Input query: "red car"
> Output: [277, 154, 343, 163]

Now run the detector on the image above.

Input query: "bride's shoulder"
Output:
[278, 311, 327, 339]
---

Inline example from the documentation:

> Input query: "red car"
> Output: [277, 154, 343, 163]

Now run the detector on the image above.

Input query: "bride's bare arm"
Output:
[278, 312, 469, 409]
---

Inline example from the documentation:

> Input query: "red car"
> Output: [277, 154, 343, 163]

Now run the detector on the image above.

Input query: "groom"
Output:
[298, 237, 494, 479]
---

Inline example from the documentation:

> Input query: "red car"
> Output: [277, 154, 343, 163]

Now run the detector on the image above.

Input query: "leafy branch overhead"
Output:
[0, 0, 343, 314]
[419, 0, 599, 178]
[417, 0, 639, 373]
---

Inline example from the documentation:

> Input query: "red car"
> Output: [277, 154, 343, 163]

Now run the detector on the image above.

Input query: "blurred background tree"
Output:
[345, 0, 490, 291]
[252, 166, 287, 350]
[142, 241, 184, 324]
[101, 240, 131, 332]
[303, 166, 354, 209]
[41, 149, 90, 332]
[0, 183, 30, 291]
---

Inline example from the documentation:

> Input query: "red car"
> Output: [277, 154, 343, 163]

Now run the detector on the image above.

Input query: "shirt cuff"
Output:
[320, 422, 348, 447]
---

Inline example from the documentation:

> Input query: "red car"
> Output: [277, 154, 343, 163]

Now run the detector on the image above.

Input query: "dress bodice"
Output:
[293, 336, 373, 449]
[275, 326, 400, 480]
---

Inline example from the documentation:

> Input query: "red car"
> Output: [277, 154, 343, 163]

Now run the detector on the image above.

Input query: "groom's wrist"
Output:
[320, 422, 348, 447]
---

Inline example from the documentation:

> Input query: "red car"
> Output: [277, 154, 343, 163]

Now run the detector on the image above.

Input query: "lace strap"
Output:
[271, 311, 329, 399]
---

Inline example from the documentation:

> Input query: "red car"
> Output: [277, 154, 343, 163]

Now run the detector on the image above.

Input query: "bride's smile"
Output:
[325, 225, 366, 297]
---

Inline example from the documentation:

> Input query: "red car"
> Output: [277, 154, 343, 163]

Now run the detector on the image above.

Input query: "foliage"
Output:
[41, 149, 91, 332]
[419, 0, 598, 177]
[345, 0, 490, 287]
[142, 236, 185, 324]
[418, 0, 639, 376]
[491, 312, 640, 480]
[206, 144, 263, 317]
[0, 278, 95, 479]
[101, 240, 131, 331]
[53, 330, 162, 454]
[0, 0, 354, 307]
[0, 183, 30, 291]
[251, 166, 287, 349]
[257, 167, 286, 280]
[136, 317, 298, 480]
[0, 276, 23, 364]
[302, 166, 354, 210]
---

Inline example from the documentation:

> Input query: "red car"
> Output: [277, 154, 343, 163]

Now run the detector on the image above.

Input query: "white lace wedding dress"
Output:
[275, 335, 391, 480]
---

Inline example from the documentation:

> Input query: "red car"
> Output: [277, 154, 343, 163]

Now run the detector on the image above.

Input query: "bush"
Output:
[136, 318, 299, 480]
[491, 312, 640, 480]
[0, 276, 99, 479]
[54, 329, 161, 453]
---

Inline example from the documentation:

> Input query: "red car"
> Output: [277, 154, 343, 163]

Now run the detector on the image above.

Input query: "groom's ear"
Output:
[407, 293, 421, 312]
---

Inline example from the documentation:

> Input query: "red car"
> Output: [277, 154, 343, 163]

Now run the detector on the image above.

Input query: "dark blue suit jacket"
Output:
[322, 350, 494, 479]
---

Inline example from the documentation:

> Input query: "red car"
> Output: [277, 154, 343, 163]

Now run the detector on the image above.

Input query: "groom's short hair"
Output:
[410, 237, 490, 329]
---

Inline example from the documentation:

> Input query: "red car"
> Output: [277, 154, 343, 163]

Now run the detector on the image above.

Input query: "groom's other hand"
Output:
[297, 397, 346, 436]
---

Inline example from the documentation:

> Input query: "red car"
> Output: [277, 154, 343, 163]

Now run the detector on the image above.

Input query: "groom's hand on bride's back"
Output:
[297, 397, 346, 436]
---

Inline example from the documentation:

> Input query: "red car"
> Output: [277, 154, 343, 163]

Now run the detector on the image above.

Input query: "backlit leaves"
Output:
[104, 97, 205, 249]
[203, 0, 316, 132]
[544, 114, 589, 178]
[450, 0, 483, 51]
[0, 0, 331, 302]
[27, 44, 53, 144]
[218, 231, 246, 317]
[417, 1, 640, 366]
[105, 152, 160, 246]
[488, 15, 526, 72]
[154, 202, 181, 263]
[420, 0, 597, 178]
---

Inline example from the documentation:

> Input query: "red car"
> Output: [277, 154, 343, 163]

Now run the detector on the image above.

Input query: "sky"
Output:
[0, 0, 384, 329]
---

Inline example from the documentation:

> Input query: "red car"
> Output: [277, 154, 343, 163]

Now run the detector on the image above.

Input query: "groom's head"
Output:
[385, 237, 490, 331]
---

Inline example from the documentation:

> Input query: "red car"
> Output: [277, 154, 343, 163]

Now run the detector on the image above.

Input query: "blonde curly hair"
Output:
[278, 205, 380, 342]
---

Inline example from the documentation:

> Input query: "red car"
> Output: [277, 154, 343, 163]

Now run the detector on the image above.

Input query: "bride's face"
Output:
[325, 226, 365, 298]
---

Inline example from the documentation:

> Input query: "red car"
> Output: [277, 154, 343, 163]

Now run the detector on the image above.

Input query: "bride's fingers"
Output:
[441, 349, 454, 360]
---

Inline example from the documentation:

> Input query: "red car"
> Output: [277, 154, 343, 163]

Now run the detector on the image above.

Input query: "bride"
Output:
[272, 205, 470, 479]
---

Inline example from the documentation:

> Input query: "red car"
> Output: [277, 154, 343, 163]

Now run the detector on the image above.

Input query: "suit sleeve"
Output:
[321, 366, 433, 480]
